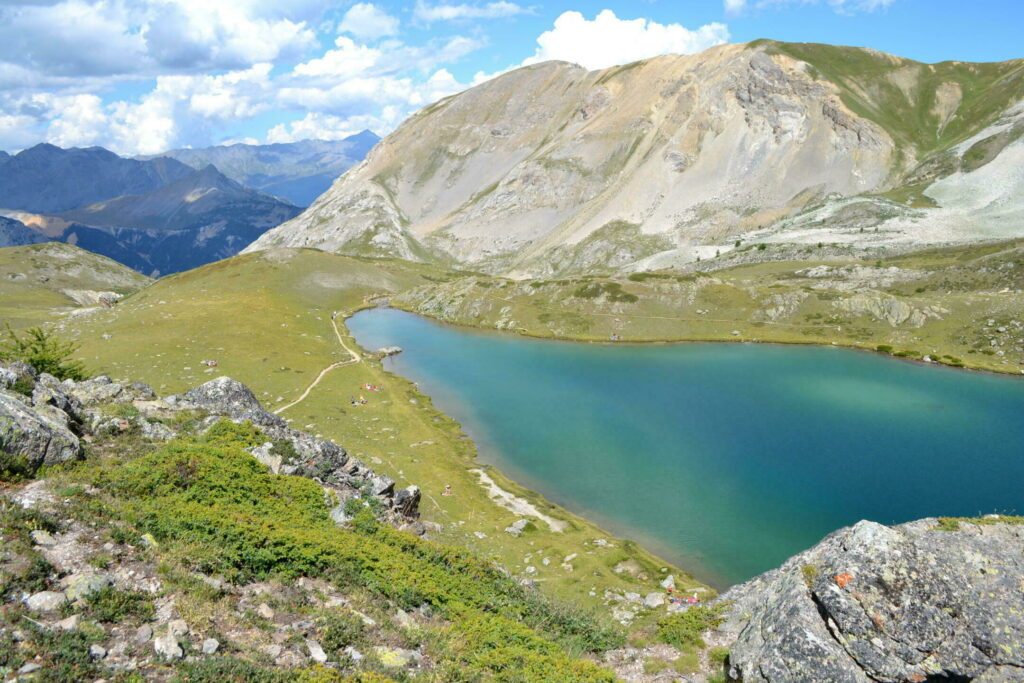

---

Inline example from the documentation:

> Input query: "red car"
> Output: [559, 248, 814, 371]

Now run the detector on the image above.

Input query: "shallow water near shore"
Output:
[349, 308, 1024, 588]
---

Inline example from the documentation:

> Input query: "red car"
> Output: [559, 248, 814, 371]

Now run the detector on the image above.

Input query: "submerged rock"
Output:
[719, 518, 1024, 682]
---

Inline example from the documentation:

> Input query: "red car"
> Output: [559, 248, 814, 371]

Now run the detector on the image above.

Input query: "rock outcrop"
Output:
[1, 364, 417, 520]
[715, 518, 1024, 682]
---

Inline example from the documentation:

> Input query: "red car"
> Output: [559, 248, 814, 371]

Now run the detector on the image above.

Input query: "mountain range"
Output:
[247, 41, 1024, 277]
[156, 132, 380, 207]
[0, 144, 302, 275]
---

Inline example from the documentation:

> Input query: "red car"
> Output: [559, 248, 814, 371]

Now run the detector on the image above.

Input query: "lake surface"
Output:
[349, 308, 1024, 587]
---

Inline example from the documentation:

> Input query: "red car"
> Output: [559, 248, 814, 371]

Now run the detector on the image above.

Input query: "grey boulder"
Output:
[720, 518, 1024, 683]
[0, 390, 82, 473]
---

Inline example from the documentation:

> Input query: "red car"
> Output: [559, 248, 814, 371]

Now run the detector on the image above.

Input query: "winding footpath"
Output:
[274, 312, 362, 415]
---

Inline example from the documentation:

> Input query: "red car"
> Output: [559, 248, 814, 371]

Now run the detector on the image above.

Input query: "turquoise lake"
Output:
[348, 308, 1024, 587]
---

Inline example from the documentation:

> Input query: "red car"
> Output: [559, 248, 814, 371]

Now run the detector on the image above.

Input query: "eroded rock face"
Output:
[0, 389, 82, 473]
[719, 519, 1024, 682]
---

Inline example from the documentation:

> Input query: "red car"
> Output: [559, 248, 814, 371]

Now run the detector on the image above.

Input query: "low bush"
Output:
[83, 586, 156, 623]
[84, 420, 619, 680]
[656, 605, 725, 653]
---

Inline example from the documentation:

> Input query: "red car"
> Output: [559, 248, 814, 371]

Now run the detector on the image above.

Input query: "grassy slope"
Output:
[765, 41, 1024, 159]
[0, 242, 150, 329]
[396, 240, 1024, 376]
[43, 249, 706, 616]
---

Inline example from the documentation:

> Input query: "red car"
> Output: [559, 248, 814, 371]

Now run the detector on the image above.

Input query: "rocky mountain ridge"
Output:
[0, 145, 301, 275]
[157, 132, 381, 207]
[247, 41, 1024, 277]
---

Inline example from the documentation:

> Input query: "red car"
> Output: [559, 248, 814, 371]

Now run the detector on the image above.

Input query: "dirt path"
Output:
[274, 312, 361, 415]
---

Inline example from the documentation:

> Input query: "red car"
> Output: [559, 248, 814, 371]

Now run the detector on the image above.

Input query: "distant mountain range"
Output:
[0, 144, 302, 275]
[156, 132, 380, 207]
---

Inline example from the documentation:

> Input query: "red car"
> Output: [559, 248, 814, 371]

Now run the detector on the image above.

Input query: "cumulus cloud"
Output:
[338, 3, 400, 40]
[523, 10, 729, 71]
[0, 0, 320, 82]
[413, 0, 526, 23]
[724, 0, 747, 15]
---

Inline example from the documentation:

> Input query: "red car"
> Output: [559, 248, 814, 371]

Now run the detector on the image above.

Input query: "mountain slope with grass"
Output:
[247, 41, 1024, 277]
[0, 242, 151, 330]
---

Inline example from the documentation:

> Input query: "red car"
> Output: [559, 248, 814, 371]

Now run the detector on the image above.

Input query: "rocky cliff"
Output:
[246, 41, 1024, 277]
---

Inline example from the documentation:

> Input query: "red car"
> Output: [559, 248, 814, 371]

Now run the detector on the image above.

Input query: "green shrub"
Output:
[317, 610, 365, 658]
[0, 325, 86, 381]
[87, 424, 620, 677]
[709, 646, 730, 665]
[171, 656, 288, 683]
[1, 453, 34, 483]
[656, 605, 725, 652]
[83, 586, 156, 623]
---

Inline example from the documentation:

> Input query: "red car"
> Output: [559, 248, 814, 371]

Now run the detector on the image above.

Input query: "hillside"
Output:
[0, 242, 151, 329]
[159, 132, 381, 207]
[247, 41, 1024, 277]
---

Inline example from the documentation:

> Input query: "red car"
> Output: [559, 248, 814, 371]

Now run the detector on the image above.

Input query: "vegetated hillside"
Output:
[0, 145, 300, 276]
[396, 238, 1024, 375]
[0, 242, 151, 329]
[0, 144, 194, 213]
[158, 131, 381, 207]
[247, 41, 1024, 277]
[51, 249, 705, 617]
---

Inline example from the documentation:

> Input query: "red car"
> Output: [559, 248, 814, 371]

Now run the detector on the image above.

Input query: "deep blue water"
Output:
[349, 308, 1024, 587]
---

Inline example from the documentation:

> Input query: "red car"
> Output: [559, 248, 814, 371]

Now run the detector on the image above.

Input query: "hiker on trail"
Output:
[443, 484, 453, 496]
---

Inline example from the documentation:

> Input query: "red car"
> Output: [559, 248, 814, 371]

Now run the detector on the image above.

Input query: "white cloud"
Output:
[523, 10, 730, 71]
[724, 0, 747, 15]
[413, 0, 526, 23]
[44, 94, 108, 148]
[338, 3, 400, 40]
[0, 0, 320, 82]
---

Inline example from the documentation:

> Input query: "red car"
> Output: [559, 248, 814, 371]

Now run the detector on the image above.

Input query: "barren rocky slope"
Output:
[247, 41, 1024, 277]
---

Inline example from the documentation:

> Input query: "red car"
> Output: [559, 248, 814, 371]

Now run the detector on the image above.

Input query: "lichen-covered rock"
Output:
[176, 377, 286, 429]
[0, 361, 36, 394]
[0, 390, 82, 473]
[719, 518, 1024, 683]
[32, 373, 84, 424]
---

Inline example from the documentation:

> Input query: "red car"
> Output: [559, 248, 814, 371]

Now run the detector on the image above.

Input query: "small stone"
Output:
[89, 644, 107, 659]
[50, 615, 81, 634]
[644, 592, 666, 609]
[135, 624, 153, 644]
[201, 638, 220, 655]
[168, 619, 189, 637]
[263, 644, 283, 659]
[660, 575, 676, 590]
[306, 639, 328, 663]
[154, 631, 183, 661]
[25, 590, 67, 612]
[63, 572, 113, 601]
[257, 603, 275, 620]
[505, 518, 529, 536]
[345, 646, 364, 662]
[30, 529, 56, 546]
[18, 663, 42, 675]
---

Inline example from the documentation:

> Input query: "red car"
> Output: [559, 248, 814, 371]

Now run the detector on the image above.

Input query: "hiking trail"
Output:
[274, 312, 361, 415]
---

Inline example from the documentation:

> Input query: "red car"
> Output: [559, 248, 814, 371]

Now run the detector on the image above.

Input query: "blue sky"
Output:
[0, 0, 1020, 155]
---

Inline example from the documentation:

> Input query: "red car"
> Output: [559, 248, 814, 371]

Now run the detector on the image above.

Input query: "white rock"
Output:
[89, 644, 107, 659]
[154, 631, 183, 660]
[306, 639, 328, 663]
[257, 602, 275, 620]
[644, 592, 666, 609]
[25, 591, 67, 612]
[660, 575, 676, 590]
[202, 638, 220, 655]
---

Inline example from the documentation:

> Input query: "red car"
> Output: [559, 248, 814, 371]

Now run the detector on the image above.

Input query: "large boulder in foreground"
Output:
[0, 390, 82, 473]
[718, 518, 1024, 682]
[176, 376, 286, 429]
